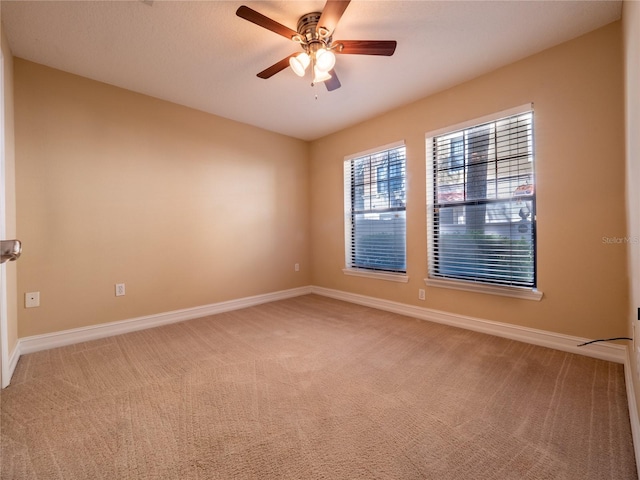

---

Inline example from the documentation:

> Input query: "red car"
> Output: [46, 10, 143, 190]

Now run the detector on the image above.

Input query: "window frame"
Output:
[343, 140, 409, 283]
[425, 104, 542, 300]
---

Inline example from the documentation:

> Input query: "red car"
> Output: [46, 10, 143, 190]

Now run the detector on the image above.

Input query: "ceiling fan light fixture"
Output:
[315, 48, 336, 73]
[236, 3, 397, 91]
[289, 52, 310, 77]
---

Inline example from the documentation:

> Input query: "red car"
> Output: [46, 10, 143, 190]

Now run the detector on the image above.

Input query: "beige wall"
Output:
[10, 20, 631, 346]
[310, 21, 627, 340]
[624, 0, 640, 415]
[14, 60, 310, 337]
[2, 26, 19, 373]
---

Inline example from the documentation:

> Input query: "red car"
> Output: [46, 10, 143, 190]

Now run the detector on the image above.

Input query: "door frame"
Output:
[1, 46, 11, 388]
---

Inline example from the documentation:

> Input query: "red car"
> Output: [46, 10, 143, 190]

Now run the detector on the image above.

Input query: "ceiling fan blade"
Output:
[335, 40, 397, 56]
[318, 0, 351, 35]
[325, 70, 341, 91]
[236, 6, 298, 40]
[257, 55, 296, 79]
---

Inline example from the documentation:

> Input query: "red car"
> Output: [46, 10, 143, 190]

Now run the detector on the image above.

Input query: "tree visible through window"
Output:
[344, 143, 407, 273]
[450, 136, 464, 171]
[427, 109, 536, 288]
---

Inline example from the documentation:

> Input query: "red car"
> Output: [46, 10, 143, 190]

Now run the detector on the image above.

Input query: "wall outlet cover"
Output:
[25, 292, 40, 308]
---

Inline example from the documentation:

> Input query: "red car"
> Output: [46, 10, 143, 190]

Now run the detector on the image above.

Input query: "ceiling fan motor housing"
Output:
[295, 12, 333, 52]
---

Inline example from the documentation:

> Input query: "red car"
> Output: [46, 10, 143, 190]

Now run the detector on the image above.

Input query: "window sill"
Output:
[424, 277, 543, 301]
[343, 268, 409, 283]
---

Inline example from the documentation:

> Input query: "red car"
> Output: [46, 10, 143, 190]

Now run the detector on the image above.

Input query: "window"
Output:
[344, 142, 407, 276]
[426, 106, 536, 291]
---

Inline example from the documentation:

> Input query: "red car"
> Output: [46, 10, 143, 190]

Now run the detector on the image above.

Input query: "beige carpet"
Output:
[1, 295, 636, 479]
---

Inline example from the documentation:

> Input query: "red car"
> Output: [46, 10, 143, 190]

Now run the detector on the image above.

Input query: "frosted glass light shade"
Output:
[289, 53, 310, 77]
[313, 66, 332, 83]
[315, 48, 336, 72]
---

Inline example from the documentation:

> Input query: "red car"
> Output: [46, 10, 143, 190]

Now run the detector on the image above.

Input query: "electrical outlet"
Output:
[294, 263, 300, 272]
[418, 289, 425, 301]
[25, 292, 40, 308]
[115, 283, 125, 297]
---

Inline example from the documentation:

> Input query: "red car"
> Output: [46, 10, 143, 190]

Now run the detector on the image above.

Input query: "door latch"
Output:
[0, 240, 22, 264]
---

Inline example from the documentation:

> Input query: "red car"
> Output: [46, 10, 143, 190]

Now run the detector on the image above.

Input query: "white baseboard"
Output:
[17, 286, 312, 357]
[7, 283, 628, 369]
[310, 286, 627, 364]
[2, 342, 20, 388]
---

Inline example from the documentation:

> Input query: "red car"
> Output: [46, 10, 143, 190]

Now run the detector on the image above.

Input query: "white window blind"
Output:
[344, 143, 407, 273]
[427, 109, 536, 288]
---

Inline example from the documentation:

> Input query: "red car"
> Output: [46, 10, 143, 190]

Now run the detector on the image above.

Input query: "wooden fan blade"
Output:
[325, 70, 341, 91]
[318, 0, 351, 35]
[257, 55, 296, 79]
[335, 40, 397, 56]
[236, 6, 298, 40]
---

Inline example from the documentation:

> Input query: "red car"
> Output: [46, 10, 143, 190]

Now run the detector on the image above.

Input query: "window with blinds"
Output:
[427, 109, 536, 288]
[344, 143, 407, 274]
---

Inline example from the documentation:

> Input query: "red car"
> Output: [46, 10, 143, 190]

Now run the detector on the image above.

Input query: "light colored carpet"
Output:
[1, 294, 636, 479]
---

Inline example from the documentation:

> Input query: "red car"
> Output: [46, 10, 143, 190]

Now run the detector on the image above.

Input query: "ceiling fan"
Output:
[235, 1, 397, 92]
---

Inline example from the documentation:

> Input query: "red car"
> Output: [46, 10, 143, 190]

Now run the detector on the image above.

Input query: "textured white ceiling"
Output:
[0, 0, 622, 141]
